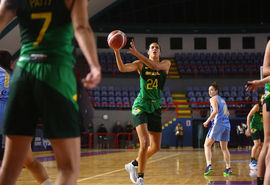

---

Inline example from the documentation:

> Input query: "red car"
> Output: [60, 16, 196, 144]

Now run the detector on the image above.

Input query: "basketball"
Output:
[107, 30, 127, 50]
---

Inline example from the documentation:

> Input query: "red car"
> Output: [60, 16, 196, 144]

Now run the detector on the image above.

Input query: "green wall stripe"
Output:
[89, 0, 126, 22]
[0, 18, 18, 40]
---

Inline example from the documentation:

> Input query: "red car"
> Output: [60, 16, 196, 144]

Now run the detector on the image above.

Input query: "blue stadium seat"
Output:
[238, 86, 244, 92]
[193, 87, 200, 92]
[101, 91, 107, 97]
[129, 92, 136, 97]
[195, 92, 202, 97]
[223, 91, 230, 97]
[101, 86, 107, 92]
[188, 91, 194, 97]
[128, 86, 136, 92]
[166, 97, 173, 103]
[108, 91, 115, 97]
[237, 91, 244, 97]
[94, 91, 100, 97]
[130, 97, 136, 103]
[201, 87, 207, 92]
[164, 91, 171, 97]
[114, 87, 121, 92]
[122, 91, 128, 97]
[231, 91, 237, 97]
[115, 91, 121, 97]
[231, 86, 236, 92]
[161, 97, 167, 108]
[202, 92, 209, 97]
[187, 87, 193, 92]
[252, 91, 258, 97]
[245, 91, 251, 97]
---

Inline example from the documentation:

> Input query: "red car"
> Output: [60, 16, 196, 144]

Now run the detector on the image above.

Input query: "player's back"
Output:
[210, 95, 230, 128]
[17, 0, 75, 64]
[0, 67, 11, 103]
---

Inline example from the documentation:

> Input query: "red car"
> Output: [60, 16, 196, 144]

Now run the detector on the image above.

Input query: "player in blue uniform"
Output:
[203, 82, 232, 176]
[0, 50, 52, 185]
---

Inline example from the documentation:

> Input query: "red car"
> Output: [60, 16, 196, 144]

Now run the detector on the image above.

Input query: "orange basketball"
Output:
[107, 30, 127, 50]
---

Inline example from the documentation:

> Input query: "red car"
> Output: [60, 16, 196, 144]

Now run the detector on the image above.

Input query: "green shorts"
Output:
[3, 59, 80, 139]
[264, 97, 270, 112]
[132, 106, 162, 132]
[251, 128, 264, 142]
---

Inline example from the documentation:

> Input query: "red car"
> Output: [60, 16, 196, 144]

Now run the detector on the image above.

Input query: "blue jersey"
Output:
[0, 67, 12, 103]
[210, 95, 230, 129]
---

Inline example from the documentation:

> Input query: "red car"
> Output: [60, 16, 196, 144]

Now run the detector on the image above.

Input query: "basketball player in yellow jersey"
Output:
[0, 0, 101, 185]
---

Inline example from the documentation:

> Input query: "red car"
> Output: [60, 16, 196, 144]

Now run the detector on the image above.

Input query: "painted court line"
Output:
[77, 153, 181, 182]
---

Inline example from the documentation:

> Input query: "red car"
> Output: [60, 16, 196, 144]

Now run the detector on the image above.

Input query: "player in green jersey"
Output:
[112, 40, 171, 185]
[246, 95, 264, 170]
[246, 41, 270, 185]
[0, 0, 101, 185]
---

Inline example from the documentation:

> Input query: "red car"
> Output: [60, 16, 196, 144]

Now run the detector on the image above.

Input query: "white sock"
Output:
[226, 164, 230, 169]
[41, 179, 53, 185]
[207, 161, 211, 166]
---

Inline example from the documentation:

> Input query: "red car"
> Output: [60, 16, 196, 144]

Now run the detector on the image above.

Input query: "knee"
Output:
[140, 139, 149, 151]
[204, 142, 212, 148]
[58, 163, 80, 175]
[24, 158, 35, 168]
[151, 144, 160, 153]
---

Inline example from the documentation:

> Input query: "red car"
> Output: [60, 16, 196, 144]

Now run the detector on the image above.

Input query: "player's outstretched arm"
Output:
[246, 76, 270, 92]
[0, 0, 17, 33]
[70, 0, 101, 88]
[113, 49, 142, 73]
[128, 40, 171, 73]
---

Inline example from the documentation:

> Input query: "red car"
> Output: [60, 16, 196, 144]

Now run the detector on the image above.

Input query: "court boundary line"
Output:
[77, 153, 180, 182]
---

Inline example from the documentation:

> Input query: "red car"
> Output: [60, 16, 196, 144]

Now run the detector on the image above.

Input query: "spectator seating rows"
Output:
[89, 86, 173, 108]
[187, 86, 264, 108]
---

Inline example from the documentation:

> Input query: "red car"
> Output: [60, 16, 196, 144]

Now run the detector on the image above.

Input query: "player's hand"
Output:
[246, 129, 251, 137]
[82, 66, 101, 89]
[127, 39, 138, 56]
[246, 80, 264, 92]
[203, 122, 208, 128]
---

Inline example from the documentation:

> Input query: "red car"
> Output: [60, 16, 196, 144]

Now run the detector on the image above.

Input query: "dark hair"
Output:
[0, 50, 13, 74]
[211, 82, 220, 94]
[148, 42, 162, 52]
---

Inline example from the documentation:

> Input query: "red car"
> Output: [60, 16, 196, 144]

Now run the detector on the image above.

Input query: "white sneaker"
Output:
[125, 161, 138, 183]
[136, 177, 144, 185]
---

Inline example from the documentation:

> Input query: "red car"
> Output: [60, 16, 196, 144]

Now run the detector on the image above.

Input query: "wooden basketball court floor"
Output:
[16, 147, 257, 185]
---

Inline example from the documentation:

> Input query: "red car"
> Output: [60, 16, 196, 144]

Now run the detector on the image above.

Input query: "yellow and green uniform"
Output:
[3, 0, 80, 138]
[132, 64, 167, 132]
[250, 103, 264, 141]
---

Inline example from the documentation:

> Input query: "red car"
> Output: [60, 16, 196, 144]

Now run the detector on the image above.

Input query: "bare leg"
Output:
[252, 140, 262, 160]
[257, 104, 269, 179]
[204, 138, 215, 165]
[264, 143, 270, 185]
[136, 131, 162, 162]
[50, 137, 80, 185]
[24, 147, 50, 184]
[135, 124, 149, 174]
[220, 141, 230, 166]
[0, 135, 32, 185]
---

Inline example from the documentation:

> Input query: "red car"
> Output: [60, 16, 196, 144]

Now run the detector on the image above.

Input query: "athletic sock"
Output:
[138, 173, 144, 178]
[132, 159, 138, 167]
[257, 177, 264, 185]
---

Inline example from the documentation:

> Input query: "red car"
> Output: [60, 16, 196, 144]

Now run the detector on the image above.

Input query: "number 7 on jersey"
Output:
[31, 12, 52, 47]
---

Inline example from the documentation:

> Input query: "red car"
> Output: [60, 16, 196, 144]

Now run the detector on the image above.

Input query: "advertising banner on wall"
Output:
[32, 129, 52, 152]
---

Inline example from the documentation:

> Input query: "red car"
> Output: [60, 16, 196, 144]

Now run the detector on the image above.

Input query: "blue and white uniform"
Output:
[206, 95, 231, 141]
[0, 67, 12, 147]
